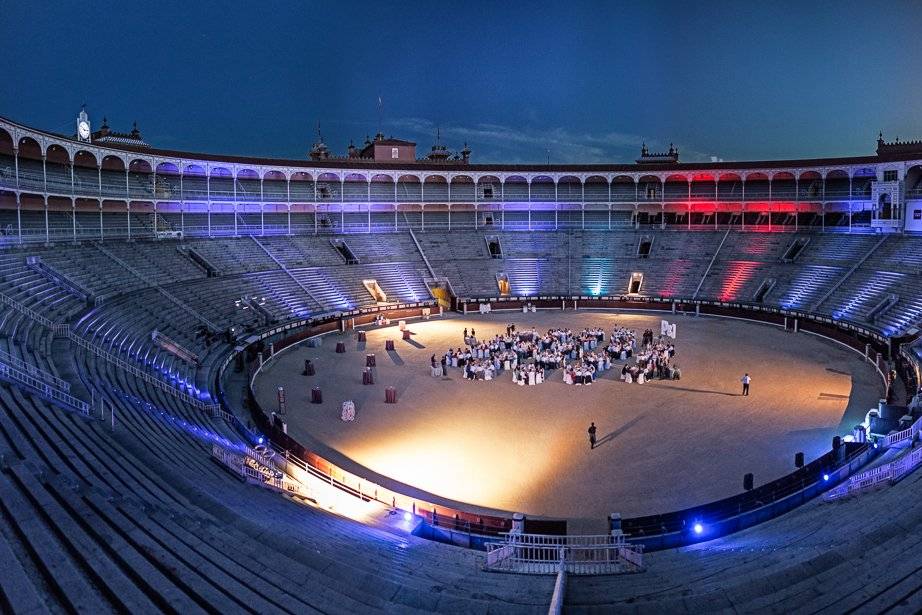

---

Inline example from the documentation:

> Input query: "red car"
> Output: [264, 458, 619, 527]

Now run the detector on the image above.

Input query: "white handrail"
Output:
[0, 360, 90, 415]
[0, 348, 70, 392]
[485, 533, 643, 575]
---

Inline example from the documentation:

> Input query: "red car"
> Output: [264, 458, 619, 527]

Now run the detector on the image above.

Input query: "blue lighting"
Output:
[693, 522, 704, 535]
[403, 511, 412, 521]
[823, 473, 829, 481]
[257, 436, 264, 445]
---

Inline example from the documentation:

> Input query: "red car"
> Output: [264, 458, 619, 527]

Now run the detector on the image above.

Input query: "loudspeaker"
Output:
[832, 435, 842, 450]
[795, 452, 804, 468]
[743, 473, 754, 491]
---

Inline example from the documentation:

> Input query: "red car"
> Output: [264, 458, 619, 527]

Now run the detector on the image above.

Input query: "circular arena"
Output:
[1, 105, 921, 614]
[254, 311, 880, 519]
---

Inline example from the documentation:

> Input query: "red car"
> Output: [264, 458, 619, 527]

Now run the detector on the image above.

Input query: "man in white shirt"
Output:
[741, 373, 751, 396]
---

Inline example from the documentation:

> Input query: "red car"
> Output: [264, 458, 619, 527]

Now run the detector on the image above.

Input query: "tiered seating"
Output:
[2, 229, 922, 612]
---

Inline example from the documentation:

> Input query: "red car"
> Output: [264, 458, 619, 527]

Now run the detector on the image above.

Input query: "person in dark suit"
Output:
[588, 422, 597, 449]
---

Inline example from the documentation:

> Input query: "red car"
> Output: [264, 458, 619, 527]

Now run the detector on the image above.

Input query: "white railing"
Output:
[67, 331, 219, 413]
[484, 533, 643, 575]
[0, 360, 90, 416]
[211, 444, 309, 498]
[0, 348, 70, 392]
[882, 414, 922, 448]
[0, 291, 56, 327]
[824, 443, 922, 501]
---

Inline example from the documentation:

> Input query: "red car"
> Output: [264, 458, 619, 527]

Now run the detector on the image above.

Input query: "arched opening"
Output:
[798, 170, 822, 200]
[342, 172, 368, 203]
[73, 150, 100, 195]
[905, 164, 922, 198]
[878, 193, 893, 220]
[529, 175, 555, 202]
[288, 171, 314, 203]
[369, 173, 395, 202]
[770, 171, 796, 200]
[583, 175, 609, 202]
[43, 144, 71, 195]
[663, 174, 687, 201]
[396, 174, 421, 202]
[611, 175, 636, 202]
[262, 170, 287, 202]
[316, 172, 340, 201]
[181, 164, 207, 201]
[0, 129, 14, 199]
[449, 175, 475, 202]
[689, 172, 716, 200]
[502, 175, 528, 202]
[476, 175, 501, 201]
[127, 159, 153, 200]
[100, 154, 126, 198]
[717, 173, 742, 201]
[824, 169, 850, 201]
[13, 137, 44, 194]
[851, 168, 876, 199]
[557, 175, 582, 202]
[208, 166, 233, 202]
[236, 168, 260, 201]
[422, 175, 448, 202]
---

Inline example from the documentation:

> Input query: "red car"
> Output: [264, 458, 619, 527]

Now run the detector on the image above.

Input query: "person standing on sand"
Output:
[588, 422, 597, 449]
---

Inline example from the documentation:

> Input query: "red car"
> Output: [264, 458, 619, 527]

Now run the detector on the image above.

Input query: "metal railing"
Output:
[484, 533, 643, 575]
[0, 348, 70, 391]
[881, 413, 922, 448]
[824, 443, 922, 502]
[211, 444, 310, 499]
[1, 291, 218, 414]
[0, 359, 90, 416]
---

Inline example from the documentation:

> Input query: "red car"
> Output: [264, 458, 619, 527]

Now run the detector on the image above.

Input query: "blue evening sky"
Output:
[2, 1, 921, 163]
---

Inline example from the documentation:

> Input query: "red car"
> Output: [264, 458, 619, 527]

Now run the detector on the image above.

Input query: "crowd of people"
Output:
[432, 322, 681, 386]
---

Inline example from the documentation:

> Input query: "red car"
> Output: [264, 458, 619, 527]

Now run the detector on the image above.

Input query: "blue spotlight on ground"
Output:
[823, 473, 829, 481]
[693, 522, 703, 535]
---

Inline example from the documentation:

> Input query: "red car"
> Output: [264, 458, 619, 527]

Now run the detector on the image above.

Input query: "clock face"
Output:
[78, 121, 90, 139]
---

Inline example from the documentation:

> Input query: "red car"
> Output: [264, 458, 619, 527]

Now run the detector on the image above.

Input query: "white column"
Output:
[70, 161, 76, 241]
[206, 172, 211, 236]
[233, 172, 238, 236]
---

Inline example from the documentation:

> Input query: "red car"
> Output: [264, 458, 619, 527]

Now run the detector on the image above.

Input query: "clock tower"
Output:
[76, 105, 91, 142]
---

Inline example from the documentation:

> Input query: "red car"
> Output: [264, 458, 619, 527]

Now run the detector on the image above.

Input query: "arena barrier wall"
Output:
[217, 296, 918, 551]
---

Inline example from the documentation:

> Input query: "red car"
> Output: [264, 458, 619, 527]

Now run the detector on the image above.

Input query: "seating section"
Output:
[1, 228, 921, 612]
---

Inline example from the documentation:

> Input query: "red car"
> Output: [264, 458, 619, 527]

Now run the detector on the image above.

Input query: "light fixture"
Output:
[693, 522, 703, 535]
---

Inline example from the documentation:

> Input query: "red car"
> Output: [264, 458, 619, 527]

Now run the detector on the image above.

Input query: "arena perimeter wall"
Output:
[218, 297, 917, 551]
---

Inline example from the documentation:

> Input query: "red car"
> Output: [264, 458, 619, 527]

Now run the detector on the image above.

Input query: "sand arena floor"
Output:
[254, 311, 881, 520]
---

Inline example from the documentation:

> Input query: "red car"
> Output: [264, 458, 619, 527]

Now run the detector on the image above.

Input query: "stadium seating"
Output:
[1, 228, 921, 612]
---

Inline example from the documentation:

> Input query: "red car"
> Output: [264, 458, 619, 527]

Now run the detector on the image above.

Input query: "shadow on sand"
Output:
[594, 414, 647, 448]
[644, 383, 738, 397]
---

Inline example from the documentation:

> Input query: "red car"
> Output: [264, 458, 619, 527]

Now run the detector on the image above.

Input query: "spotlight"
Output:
[823, 473, 829, 481]
[257, 436, 264, 445]
[403, 512, 412, 522]
[873, 442, 879, 449]
[693, 523, 703, 535]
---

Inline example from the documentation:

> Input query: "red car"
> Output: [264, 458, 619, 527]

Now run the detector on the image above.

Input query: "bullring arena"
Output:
[2, 105, 922, 611]
[255, 311, 880, 519]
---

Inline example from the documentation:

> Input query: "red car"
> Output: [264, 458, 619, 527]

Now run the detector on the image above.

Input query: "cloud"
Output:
[390, 117, 705, 164]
